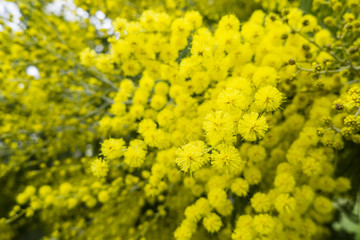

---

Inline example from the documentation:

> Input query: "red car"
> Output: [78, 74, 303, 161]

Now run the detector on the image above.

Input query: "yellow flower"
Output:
[217, 88, 251, 112]
[101, 138, 126, 160]
[208, 188, 227, 209]
[252, 214, 275, 235]
[124, 140, 147, 168]
[238, 112, 269, 141]
[175, 141, 209, 173]
[217, 14, 240, 33]
[211, 144, 245, 174]
[203, 111, 235, 145]
[98, 190, 110, 203]
[252, 66, 278, 88]
[231, 178, 249, 197]
[91, 159, 109, 178]
[251, 192, 271, 213]
[313, 196, 333, 214]
[254, 86, 283, 112]
[244, 166, 262, 185]
[121, 59, 141, 77]
[275, 194, 297, 215]
[203, 213, 222, 233]
[184, 11, 203, 29]
[274, 172, 296, 193]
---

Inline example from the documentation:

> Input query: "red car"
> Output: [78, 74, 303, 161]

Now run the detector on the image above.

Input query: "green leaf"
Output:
[334, 199, 360, 240]
[299, 0, 313, 14]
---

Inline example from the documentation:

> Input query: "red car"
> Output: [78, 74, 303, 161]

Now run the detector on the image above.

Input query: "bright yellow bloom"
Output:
[254, 86, 283, 112]
[252, 67, 278, 88]
[175, 141, 209, 173]
[275, 194, 297, 215]
[101, 138, 126, 160]
[203, 213, 222, 233]
[217, 88, 251, 112]
[313, 196, 333, 214]
[253, 214, 275, 235]
[251, 192, 271, 213]
[203, 111, 234, 145]
[211, 144, 245, 174]
[238, 112, 269, 141]
[274, 172, 296, 193]
[124, 140, 147, 168]
[231, 178, 249, 197]
[91, 159, 109, 178]
[217, 14, 240, 33]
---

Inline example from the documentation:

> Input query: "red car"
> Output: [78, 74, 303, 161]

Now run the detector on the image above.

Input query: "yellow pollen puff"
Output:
[231, 178, 249, 197]
[203, 213, 222, 233]
[251, 192, 272, 213]
[124, 139, 147, 168]
[275, 194, 297, 215]
[253, 214, 275, 235]
[175, 141, 209, 173]
[203, 111, 234, 145]
[101, 138, 126, 160]
[98, 190, 110, 203]
[274, 172, 296, 193]
[91, 159, 109, 178]
[238, 112, 269, 141]
[254, 86, 283, 112]
[252, 66, 278, 88]
[211, 144, 245, 174]
[244, 166, 262, 185]
[217, 88, 251, 112]
[313, 196, 333, 214]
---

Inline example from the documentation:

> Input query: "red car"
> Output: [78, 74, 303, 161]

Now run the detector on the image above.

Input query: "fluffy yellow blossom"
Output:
[244, 166, 262, 185]
[175, 141, 209, 173]
[98, 190, 110, 203]
[231, 178, 249, 197]
[185, 197, 211, 222]
[39, 185, 52, 197]
[217, 14, 240, 33]
[313, 196, 333, 214]
[184, 11, 203, 29]
[247, 145, 266, 163]
[101, 138, 126, 160]
[203, 111, 234, 145]
[208, 188, 227, 209]
[254, 86, 283, 112]
[238, 112, 269, 141]
[203, 213, 222, 233]
[174, 219, 197, 240]
[59, 182, 73, 196]
[232, 228, 254, 240]
[275, 194, 297, 215]
[91, 159, 109, 178]
[302, 157, 322, 176]
[217, 88, 251, 112]
[151, 94, 167, 110]
[252, 67, 278, 88]
[335, 177, 351, 192]
[251, 192, 271, 213]
[253, 214, 275, 235]
[211, 144, 245, 174]
[124, 140, 147, 168]
[274, 172, 296, 193]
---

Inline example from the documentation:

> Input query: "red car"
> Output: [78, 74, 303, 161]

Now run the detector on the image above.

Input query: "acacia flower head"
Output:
[175, 141, 209, 173]
[238, 112, 269, 141]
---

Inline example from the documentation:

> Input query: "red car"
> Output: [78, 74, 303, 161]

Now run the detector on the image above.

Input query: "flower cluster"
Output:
[1, 0, 359, 240]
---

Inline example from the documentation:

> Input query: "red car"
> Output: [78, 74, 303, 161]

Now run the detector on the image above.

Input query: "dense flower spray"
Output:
[0, 0, 359, 239]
